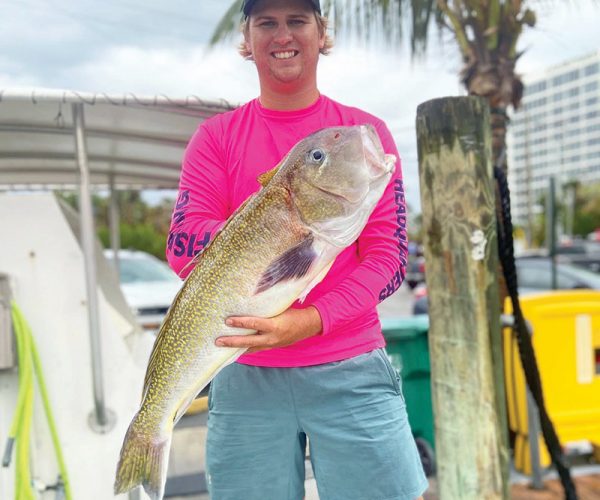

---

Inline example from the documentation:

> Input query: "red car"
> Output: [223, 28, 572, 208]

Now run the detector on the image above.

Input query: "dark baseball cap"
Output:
[242, 0, 321, 17]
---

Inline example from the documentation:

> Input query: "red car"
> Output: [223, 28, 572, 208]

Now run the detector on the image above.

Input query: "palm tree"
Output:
[210, 0, 537, 174]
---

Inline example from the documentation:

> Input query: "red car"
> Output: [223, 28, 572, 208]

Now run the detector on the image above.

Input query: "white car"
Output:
[104, 249, 182, 333]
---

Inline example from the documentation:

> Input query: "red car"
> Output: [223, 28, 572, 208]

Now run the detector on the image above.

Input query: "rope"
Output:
[494, 166, 578, 500]
[2, 303, 73, 500]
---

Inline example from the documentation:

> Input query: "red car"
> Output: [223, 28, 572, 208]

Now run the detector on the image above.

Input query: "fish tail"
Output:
[114, 418, 171, 500]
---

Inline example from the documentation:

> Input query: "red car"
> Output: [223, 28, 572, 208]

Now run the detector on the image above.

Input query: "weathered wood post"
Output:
[416, 97, 509, 499]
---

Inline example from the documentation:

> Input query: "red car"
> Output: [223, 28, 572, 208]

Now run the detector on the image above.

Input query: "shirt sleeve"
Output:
[166, 122, 229, 278]
[310, 121, 409, 335]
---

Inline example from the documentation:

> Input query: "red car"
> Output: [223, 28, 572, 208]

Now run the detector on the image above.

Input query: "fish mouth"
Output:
[310, 182, 366, 205]
[361, 125, 396, 179]
[377, 154, 396, 177]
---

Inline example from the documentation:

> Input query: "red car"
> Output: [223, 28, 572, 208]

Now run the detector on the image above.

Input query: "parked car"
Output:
[518, 242, 600, 274]
[413, 257, 600, 315]
[412, 284, 430, 315]
[515, 257, 600, 291]
[566, 241, 600, 274]
[104, 249, 182, 332]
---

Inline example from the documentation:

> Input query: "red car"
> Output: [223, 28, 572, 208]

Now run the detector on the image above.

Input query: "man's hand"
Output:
[216, 306, 323, 353]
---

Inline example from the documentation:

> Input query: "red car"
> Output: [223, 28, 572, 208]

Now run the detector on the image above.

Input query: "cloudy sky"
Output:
[1, 0, 599, 211]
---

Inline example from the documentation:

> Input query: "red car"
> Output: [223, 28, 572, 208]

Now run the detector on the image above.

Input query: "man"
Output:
[167, 0, 427, 498]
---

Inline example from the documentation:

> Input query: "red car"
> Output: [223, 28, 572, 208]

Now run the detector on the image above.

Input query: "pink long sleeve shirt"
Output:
[166, 95, 408, 367]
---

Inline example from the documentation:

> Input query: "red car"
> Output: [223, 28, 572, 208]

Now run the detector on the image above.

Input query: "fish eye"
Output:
[308, 148, 325, 163]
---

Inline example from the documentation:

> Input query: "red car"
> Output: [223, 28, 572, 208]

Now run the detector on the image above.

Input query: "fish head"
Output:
[286, 125, 396, 247]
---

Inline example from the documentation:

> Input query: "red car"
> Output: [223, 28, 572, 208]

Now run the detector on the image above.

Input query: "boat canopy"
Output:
[0, 88, 235, 190]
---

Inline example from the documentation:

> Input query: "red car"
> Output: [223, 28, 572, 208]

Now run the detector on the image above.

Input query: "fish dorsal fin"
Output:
[254, 235, 316, 294]
[257, 155, 288, 187]
[257, 166, 278, 187]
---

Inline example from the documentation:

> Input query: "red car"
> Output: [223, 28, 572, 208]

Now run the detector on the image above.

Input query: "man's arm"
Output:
[166, 123, 229, 278]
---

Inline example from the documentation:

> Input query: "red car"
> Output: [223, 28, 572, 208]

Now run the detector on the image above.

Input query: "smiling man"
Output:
[166, 0, 427, 499]
[238, 0, 326, 109]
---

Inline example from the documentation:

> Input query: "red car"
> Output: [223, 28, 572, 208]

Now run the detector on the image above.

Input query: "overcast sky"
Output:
[1, 0, 599, 211]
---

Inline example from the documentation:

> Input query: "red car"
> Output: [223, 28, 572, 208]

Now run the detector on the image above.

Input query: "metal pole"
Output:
[564, 183, 576, 238]
[525, 319, 544, 490]
[522, 320, 544, 490]
[524, 112, 534, 248]
[109, 174, 121, 272]
[501, 315, 544, 489]
[526, 387, 544, 489]
[72, 103, 115, 433]
[546, 177, 557, 290]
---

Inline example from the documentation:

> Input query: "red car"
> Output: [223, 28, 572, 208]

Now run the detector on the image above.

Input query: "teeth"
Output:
[273, 51, 296, 59]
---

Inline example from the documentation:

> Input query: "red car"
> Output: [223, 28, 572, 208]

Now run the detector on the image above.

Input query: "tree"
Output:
[56, 190, 176, 261]
[573, 182, 600, 237]
[529, 181, 600, 246]
[211, 0, 537, 174]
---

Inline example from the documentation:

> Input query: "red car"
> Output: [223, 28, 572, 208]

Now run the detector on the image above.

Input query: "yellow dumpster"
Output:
[503, 291, 600, 474]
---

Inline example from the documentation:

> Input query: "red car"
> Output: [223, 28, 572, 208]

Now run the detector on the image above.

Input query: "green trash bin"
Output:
[381, 316, 435, 475]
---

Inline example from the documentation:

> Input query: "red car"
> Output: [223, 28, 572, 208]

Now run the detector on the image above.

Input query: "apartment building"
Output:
[508, 50, 600, 226]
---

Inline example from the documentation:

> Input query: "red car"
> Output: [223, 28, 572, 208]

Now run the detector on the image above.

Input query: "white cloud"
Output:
[0, 2, 85, 43]
[518, 0, 600, 74]
[61, 43, 257, 104]
[2, 0, 598, 213]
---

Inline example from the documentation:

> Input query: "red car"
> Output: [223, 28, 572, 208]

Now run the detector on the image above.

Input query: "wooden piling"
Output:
[416, 97, 509, 499]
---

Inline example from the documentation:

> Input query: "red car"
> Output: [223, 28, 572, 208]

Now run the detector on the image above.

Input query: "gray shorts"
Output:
[206, 348, 429, 500]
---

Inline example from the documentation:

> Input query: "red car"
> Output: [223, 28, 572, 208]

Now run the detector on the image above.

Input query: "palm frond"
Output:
[410, 0, 436, 56]
[209, 0, 244, 46]
[210, 0, 441, 59]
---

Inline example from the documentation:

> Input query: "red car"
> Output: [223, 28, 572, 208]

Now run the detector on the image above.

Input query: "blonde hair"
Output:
[238, 13, 334, 59]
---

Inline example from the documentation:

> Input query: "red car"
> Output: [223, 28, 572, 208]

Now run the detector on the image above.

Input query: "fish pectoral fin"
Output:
[254, 235, 317, 295]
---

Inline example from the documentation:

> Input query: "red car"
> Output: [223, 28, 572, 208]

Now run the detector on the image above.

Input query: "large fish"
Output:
[114, 125, 396, 499]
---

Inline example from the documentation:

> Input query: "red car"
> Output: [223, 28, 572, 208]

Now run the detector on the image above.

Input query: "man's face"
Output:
[245, 0, 325, 90]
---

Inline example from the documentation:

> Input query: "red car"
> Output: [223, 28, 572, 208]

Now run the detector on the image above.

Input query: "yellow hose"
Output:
[3, 303, 72, 500]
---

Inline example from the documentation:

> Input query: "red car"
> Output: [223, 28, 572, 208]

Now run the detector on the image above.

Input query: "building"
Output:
[508, 50, 600, 227]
